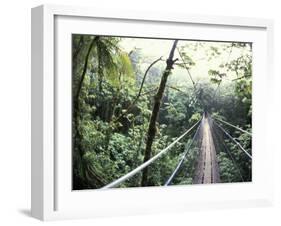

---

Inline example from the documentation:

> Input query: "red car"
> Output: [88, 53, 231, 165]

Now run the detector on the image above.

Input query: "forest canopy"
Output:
[72, 35, 252, 190]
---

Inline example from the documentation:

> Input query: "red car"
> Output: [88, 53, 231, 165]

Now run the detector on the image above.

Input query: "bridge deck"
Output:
[193, 116, 220, 184]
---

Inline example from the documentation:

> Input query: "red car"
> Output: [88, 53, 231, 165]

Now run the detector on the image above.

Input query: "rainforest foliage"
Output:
[72, 35, 252, 189]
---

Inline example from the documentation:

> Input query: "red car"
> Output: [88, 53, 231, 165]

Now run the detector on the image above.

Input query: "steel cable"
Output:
[214, 120, 252, 159]
[164, 119, 202, 186]
[214, 117, 252, 136]
[101, 119, 201, 189]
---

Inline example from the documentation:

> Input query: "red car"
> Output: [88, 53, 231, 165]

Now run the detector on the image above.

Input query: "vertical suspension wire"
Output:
[164, 119, 202, 186]
[190, 121, 204, 182]
[211, 119, 244, 182]
[214, 120, 252, 159]
[101, 119, 201, 189]
[213, 117, 252, 136]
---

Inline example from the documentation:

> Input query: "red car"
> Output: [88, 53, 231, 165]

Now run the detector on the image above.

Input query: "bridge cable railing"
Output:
[164, 119, 202, 186]
[213, 120, 252, 160]
[213, 116, 252, 136]
[211, 119, 244, 181]
[101, 119, 201, 189]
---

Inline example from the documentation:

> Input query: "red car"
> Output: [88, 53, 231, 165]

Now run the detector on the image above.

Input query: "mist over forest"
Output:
[72, 35, 252, 190]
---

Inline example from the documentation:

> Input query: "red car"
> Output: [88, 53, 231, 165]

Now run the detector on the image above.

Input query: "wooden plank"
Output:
[193, 115, 220, 184]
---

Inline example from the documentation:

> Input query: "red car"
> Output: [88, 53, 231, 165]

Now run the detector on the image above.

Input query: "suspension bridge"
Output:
[101, 113, 252, 189]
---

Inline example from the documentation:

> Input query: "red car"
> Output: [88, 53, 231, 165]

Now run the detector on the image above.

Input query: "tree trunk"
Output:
[73, 36, 84, 62]
[73, 37, 98, 164]
[141, 40, 178, 186]
[74, 37, 99, 107]
[113, 57, 162, 123]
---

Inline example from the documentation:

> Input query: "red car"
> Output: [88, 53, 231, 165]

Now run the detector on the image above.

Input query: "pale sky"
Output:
[120, 38, 251, 88]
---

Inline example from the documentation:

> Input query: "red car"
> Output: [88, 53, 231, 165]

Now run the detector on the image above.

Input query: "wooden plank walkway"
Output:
[193, 115, 220, 184]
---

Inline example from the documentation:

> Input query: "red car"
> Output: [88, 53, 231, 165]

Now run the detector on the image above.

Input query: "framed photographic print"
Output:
[31, 4, 274, 220]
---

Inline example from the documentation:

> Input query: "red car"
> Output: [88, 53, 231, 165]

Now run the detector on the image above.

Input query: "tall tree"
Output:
[72, 36, 99, 189]
[141, 40, 178, 186]
[72, 35, 132, 188]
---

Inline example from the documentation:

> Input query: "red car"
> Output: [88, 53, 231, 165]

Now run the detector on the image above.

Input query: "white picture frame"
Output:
[31, 4, 274, 221]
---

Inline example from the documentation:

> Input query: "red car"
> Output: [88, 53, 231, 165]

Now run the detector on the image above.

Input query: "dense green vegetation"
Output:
[72, 35, 252, 190]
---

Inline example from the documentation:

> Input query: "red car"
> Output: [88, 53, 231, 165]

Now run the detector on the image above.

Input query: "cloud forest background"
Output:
[72, 35, 252, 190]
